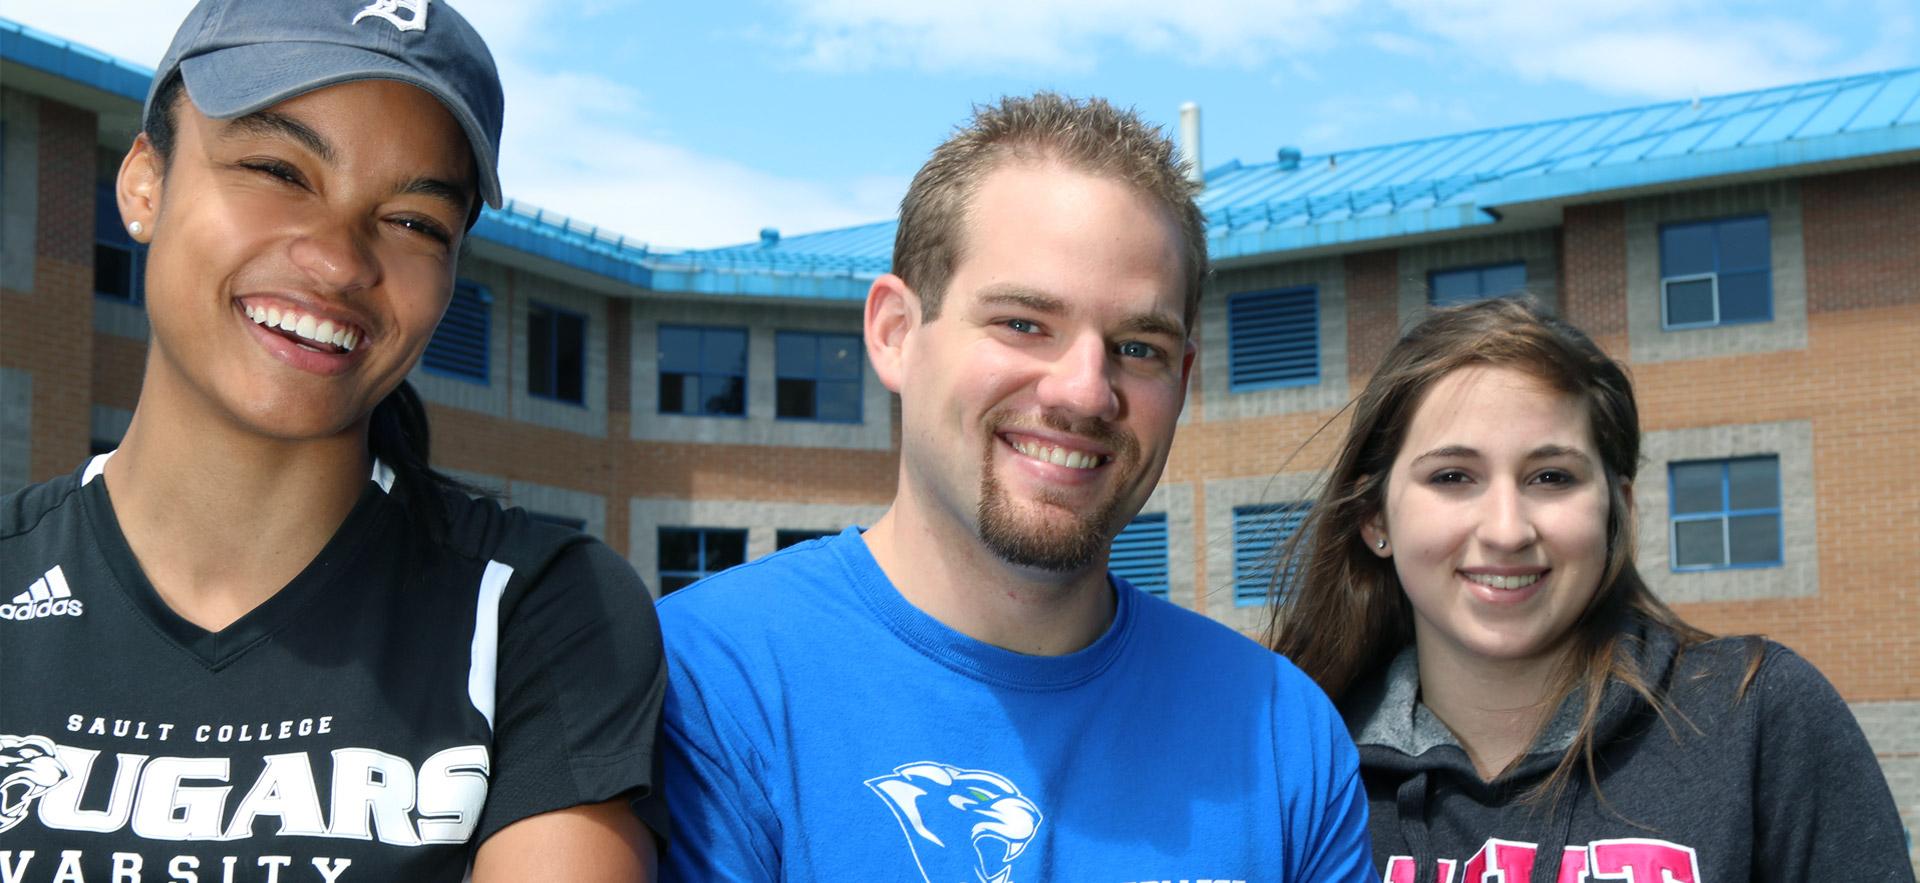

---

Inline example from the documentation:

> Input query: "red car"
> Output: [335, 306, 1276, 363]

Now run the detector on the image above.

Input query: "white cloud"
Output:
[1387, 0, 1860, 98]
[775, 0, 1363, 72]
[4, 0, 892, 250]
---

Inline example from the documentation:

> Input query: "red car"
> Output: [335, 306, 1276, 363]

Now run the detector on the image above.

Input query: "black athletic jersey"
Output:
[0, 454, 666, 882]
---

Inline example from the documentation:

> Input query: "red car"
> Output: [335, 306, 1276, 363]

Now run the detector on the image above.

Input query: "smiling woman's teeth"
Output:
[1464, 572, 1542, 590]
[1010, 439, 1101, 470]
[245, 304, 358, 351]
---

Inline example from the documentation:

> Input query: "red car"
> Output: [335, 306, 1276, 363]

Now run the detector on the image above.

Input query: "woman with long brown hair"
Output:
[1268, 297, 1909, 882]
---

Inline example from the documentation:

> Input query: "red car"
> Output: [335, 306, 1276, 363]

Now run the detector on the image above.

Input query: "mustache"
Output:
[984, 409, 1138, 462]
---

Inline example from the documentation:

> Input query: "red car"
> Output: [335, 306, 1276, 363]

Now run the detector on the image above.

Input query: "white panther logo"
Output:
[0, 734, 68, 834]
[866, 762, 1043, 883]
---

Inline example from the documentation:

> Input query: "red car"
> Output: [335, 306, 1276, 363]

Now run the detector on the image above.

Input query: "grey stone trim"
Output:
[1133, 481, 1197, 612]
[410, 257, 512, 418]
[1625, 181, 1808, 363]
[510, 274, 608, 437]
[509, 479, 608, 543]
[629, 299, 890, 450]
[1, 367, 30, 494]
[1636, 420, 1817, 603]
[1, 90, 39, 293]
[89, 405, 132, 449]
[628, 497, 887, 598]
[1199, 258, 1349, 421]
[1850, 700, 1920, 872]
[1395, 229, 1560, 322]
[1201, 471, 1324, 633]
[92, 300, 149, 340]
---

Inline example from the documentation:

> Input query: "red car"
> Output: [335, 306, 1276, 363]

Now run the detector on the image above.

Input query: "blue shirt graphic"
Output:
[657, 528, 1372, 882]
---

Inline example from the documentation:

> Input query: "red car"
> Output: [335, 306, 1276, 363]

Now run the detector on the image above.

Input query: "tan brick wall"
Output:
[1560, 201, 1628, 352]
[1344, 249, 1400, 385]
[1803, 164, 1920, 312]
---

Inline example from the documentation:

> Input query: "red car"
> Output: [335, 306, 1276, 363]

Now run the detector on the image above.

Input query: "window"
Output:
[527, 511, 587, 532]
[776, 331, 862, 422]
[1660, 215, 1771, 329]
[1110, 513, 1170, 599]
[95, 181, 143, 303]
[1669, 456, 1782, 571]
[528, 303, 586, 404]
[422, 280, 491, 383]
[659, 326, 746, 417]
[1429, 262, 1526, 306]
[658, 527, 747, 593]
[775, 529, 838, 550]
[1233, 502, 1310, 606]
[1228, 287, 1318, 390]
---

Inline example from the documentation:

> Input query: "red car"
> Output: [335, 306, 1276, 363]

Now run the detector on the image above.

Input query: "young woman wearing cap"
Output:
[0, 2, 663, 880]
[1265, 298, 1910, 881]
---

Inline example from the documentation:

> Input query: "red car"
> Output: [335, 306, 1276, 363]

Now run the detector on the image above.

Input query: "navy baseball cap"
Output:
[144, 0, 504, 209]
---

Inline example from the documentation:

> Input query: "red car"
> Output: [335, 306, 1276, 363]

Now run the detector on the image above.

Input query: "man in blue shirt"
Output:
[654, 93, 1373, 882]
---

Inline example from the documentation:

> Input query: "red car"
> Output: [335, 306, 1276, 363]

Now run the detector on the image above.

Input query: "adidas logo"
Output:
[2, 565, 84, 621]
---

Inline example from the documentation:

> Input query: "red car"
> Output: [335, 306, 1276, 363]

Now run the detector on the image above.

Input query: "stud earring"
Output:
[1375, 537, 1387, 550]
[128, 221, 144, 236]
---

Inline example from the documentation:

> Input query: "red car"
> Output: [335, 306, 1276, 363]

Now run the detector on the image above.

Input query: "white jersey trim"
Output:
[468, 560, 513, 732]
[82, 451, 114, 485]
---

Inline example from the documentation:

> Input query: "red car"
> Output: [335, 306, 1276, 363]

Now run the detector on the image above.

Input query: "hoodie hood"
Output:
[1342, 618, 1681, 883]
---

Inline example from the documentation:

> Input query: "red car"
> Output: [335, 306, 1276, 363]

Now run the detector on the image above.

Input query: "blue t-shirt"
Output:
[656, 528, 1372, 883]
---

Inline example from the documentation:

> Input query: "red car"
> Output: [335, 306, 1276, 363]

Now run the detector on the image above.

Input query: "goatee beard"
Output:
[975, 413, 1140, 573]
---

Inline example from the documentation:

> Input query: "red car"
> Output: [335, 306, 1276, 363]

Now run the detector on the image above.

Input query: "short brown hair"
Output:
[892, 92, 1208, 328]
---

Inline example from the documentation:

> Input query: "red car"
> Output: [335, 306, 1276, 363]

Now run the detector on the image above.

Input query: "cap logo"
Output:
[352, 0, 430, 33]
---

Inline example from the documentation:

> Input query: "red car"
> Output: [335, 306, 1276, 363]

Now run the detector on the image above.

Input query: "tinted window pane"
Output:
[1665, 278, 1715, 326]
[1429, 269, 1480, 305]
[660, 575, 697, 594]
[1727, 457, 1780, 510]
[659, 373, 689, 413]
[702, 375, 745, 415]
[95, 244, 135, 299]
[704, 531, 746, 571]
[1717, 217, 1770, 271]
[817, 380, 861, 422]
[1482, 263, 1527, 296]
[1728, 514, 1781, 565]
[659, 326, 701, 372]
[1661, 224, 1715, 277]
[818, 335, 862, 379]
[528, 310, 554, 396]
[702, 329, 747, 374]
[1673, 519, 1724, 568]
[658, 529, 701, 572]
[777, 378, 815, 418]
[1670, 462, 1724, 514]
[1717, 271, 1771, 324]
[775, 332, 815, 378]
[776, 529, 836, 549]
[554, 313, 585, 403]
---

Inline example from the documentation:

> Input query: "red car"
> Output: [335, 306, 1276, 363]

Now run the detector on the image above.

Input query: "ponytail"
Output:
[367, 380, 486, 540]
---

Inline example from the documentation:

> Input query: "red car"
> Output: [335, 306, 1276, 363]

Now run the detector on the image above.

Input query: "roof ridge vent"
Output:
[760, 227, 781, 247]
[1276, 146, 1302, 171]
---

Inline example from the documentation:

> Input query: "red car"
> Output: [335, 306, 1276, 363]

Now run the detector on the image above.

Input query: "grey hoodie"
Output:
[1343, 619, 1913, 882]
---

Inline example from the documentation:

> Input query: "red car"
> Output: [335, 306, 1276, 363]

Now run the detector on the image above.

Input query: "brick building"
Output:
[3, 19, 1915, 861]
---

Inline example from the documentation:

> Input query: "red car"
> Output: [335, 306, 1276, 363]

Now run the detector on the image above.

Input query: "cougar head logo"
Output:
[866, 761, 1043, 883]
[0, 735, 67, 834]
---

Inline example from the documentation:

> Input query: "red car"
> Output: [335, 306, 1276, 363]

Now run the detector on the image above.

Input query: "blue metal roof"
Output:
[7, 15, 1916, 297]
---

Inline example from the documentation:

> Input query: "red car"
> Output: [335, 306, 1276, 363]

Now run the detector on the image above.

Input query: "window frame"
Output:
[1667, 455, 1785, 572]
[421, 279, 493, 384]
[1427, 261, 1527, 306]
[657, 526, 749, 593]
[1226, 286, 1320, 392]
[1658, 214, 1773, 331]
[773, 330, 864, 424]
[657, 324, 749, 419]
[527, 300, 588, 405]
[94, 180, 144, 304]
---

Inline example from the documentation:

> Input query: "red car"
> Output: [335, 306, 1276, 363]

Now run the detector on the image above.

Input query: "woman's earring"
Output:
[1375, 537, 1387, 550]
[128, 221, 144, 237]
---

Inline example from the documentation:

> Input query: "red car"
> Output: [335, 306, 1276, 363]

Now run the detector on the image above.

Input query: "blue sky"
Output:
[14, 0, 1918, 248]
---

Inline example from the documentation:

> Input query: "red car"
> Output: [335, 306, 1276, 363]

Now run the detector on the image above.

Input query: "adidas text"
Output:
[1, 597, 84, 620]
